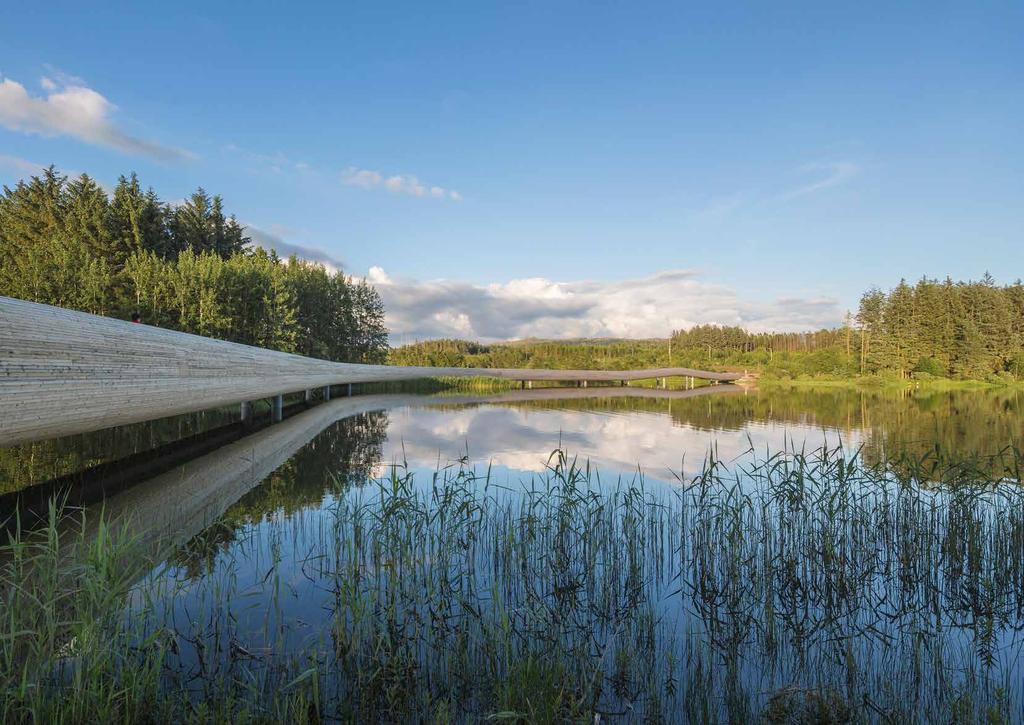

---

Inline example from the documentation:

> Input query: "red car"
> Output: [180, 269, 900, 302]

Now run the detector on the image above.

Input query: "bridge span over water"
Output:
[0, 296, 747, 446]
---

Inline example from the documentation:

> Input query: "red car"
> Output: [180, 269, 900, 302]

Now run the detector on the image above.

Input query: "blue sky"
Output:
[1, 1, 1021, 340]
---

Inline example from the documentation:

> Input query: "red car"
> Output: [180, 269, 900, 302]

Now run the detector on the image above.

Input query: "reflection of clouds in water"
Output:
[374, 404, 864, 481]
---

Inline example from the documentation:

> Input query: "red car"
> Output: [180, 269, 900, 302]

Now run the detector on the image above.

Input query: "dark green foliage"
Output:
[675, 277, 1023, 381]
[1010, 352, 1024, 378]
[108, 173, 170, 259]
[856, 276, 1024, 379]
[166, 188, 247, 257]
[913, 356, 946, 377]
[0, 166, 388, 363]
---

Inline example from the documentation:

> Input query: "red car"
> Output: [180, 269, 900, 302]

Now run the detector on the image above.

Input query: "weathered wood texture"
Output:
[0, 296, 742, 446]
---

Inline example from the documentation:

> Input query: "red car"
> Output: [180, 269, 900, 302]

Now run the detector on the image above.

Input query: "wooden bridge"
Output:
[0, 297, 747, 447]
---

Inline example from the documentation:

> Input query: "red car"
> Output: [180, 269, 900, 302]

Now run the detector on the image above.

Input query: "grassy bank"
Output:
[376, 372, 1024, 396]
[757, 373, 1024, 392]
[2, 444, 1023, 722]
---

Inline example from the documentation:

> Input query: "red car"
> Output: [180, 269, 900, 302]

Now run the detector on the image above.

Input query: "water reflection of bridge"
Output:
[77, 387, 741, 551]
[1, 296, 750, 446]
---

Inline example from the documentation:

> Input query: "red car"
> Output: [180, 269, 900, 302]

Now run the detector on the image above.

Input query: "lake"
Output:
[2, 384, 1023, 721]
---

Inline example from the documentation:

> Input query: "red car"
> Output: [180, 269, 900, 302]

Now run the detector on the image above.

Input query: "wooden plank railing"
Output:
[0, 296, 744, 446]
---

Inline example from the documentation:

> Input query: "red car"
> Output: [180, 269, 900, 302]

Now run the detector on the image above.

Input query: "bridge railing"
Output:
[1, 297, 742, 446]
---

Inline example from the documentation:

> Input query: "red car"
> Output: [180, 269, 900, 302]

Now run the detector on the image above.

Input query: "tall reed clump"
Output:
[1, 444, 1022, 722]
[0, 502, 174, 722]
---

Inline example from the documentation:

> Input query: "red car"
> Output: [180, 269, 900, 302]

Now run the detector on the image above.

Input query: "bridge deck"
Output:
[0, 297, 744, 446]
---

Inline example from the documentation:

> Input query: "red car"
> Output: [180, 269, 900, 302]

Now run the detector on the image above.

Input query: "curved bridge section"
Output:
[0, 297, 744, 446]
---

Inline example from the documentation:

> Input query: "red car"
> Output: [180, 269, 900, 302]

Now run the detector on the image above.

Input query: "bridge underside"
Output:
[0, 297, 745, 446]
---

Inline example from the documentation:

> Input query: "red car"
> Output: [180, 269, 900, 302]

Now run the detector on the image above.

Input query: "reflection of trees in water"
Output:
[5, 388, 1020, 498]
[173, 411, 389, 578]
[0, 409, 239, 495]
[499, 387, 1023, 467]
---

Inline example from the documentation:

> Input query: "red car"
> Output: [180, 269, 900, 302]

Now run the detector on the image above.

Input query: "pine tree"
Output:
[170, 189, 214, 254]
[64, 174, 113, 262]
[856, 288, 885, 374]
[0, 167, 67, 300]
[882, 279, 916, 378]
[109, 174, 170, 259]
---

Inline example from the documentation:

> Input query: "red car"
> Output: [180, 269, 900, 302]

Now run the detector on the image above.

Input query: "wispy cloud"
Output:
[367, 268, 841, 343]
[686, 160, 861, 223]
[243, 223, 346, 273]
[0, 154, 47, 177]
[342, 166, 462, 201]
[223, 144, 312, 174]
[0, 74, 194, 162]
[781, 161, 859, 200]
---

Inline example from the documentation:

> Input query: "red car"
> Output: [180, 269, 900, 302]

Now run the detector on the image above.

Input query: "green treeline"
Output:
[389, 338, 674, 370]
[390, 277, 1024, 383]
[0, 167, 387, 362]
[670, 276, 1024, 381]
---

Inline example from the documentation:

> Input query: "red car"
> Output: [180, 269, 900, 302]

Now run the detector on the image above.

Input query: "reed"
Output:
[2, 443, 1022, 722]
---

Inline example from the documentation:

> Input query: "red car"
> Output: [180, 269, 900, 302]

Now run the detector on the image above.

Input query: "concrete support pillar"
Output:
[271, 394, 284, 423]
[346, 383, 353, 397]
[323, 385, 331, 401]
[527, 380, 532, 390]
[240, 401, 254, 424]
[304, 389, 312, 403]
[582, 380, 588, 388]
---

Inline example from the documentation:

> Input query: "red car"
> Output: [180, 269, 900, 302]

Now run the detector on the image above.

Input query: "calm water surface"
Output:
[4, 384, 1021, 494]
[5, 385, 1024, 719]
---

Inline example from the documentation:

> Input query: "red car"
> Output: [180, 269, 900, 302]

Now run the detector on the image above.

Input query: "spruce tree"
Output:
[109, 174, 171, 259]
[64, 174, 113, 263]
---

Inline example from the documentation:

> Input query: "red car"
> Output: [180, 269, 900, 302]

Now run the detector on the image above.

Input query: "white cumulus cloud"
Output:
[0, 74, 193, 162]
[368, 268, 843, 343]
[342, 166, 461, 200]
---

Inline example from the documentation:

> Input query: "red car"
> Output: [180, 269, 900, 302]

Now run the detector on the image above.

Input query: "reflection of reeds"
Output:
[2, 444, 1023, 721]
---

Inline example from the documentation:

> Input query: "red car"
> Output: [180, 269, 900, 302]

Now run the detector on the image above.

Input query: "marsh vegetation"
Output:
[2, 412, 1022, 722]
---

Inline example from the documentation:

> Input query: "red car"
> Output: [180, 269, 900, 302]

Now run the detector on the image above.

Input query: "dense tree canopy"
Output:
[668, 277, 1023, 380]
[0, 167, 387, 363]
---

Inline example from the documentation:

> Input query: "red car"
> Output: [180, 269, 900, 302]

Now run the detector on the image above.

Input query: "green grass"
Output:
[2, 443, 1023, 722]
[759, 374, 1024, 391]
